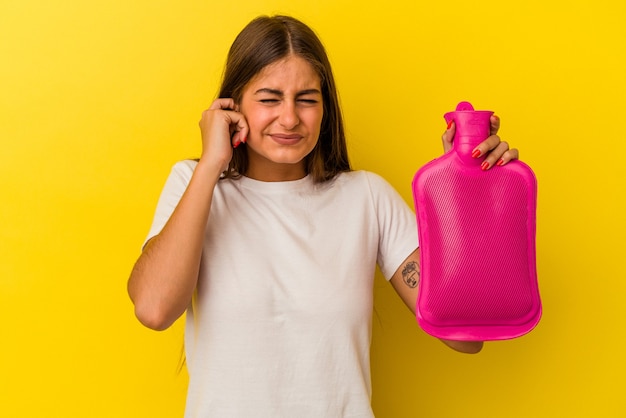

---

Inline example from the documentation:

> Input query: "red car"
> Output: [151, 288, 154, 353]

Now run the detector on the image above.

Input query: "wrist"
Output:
[188, 158, 224, 194]
[196, 155, 228, 180]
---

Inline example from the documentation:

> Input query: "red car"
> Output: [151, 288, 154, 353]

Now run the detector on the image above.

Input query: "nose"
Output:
[278, 101, 300, 130]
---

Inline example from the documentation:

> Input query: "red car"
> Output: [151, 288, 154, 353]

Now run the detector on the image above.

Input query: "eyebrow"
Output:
[254, 88, 322, 97]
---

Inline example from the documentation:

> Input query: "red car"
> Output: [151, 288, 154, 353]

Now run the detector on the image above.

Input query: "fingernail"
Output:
[481, 161, 490, 171]
[233, 140, 241, 148]
[496, 158, 504, 166]
[242, 135, 247, 143]
[472, 149, 481, 158]
[447, 120, 453, 130]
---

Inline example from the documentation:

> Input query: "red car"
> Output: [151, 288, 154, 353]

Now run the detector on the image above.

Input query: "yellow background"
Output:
[1, 0, 624, 416]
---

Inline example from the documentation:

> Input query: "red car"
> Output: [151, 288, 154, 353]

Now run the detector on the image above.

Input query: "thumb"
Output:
[441, 120, 455, 153]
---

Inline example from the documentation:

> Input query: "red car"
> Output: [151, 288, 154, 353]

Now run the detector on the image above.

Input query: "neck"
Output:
[245, 161, 307, 182]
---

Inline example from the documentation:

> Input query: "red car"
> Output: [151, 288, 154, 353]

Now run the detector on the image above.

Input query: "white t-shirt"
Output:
[146, 160, 418, 418]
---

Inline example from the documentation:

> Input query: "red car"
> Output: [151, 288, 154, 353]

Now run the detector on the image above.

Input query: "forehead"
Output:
[247, 55, 321, 91]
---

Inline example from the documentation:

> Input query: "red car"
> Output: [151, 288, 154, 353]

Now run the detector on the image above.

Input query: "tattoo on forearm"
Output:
[401, 261, 420, 288]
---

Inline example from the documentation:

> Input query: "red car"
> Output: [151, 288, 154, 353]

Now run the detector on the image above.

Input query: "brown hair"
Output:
[219, 15, 351, 182]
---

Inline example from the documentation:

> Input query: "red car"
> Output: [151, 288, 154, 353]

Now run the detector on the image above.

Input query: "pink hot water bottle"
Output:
[412, 101, 541, 341]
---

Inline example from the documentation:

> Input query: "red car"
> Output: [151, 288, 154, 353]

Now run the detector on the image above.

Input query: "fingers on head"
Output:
[209, 98, 236, 110]
[231, 119, 249, 146]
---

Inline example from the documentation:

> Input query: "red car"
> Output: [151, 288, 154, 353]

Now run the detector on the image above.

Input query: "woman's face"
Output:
[239, 55, 324, 181]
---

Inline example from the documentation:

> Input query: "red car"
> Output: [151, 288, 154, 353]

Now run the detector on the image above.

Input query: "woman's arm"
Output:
[388, 112, 519, 352]
[127, 161, 222, 331]
[389, 249, 484, 354]
[127, 99, 248, 331]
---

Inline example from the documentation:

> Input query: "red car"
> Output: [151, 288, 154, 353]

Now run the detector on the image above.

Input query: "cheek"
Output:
[304, 109, 324, 132]
[242, 111, 270, 138]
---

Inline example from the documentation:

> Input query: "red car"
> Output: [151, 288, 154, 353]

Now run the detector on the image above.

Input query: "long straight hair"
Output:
[219, 15, 351, 182]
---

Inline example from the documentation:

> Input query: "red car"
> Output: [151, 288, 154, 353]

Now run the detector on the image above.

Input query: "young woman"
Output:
[127, 15, 518, 417]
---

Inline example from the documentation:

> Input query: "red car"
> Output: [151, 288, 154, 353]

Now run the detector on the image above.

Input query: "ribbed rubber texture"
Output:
[413, 157, 541, 341]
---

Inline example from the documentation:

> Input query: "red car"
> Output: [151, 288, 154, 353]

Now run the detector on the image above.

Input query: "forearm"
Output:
[390, 250, 484, 354]
[127, 161, 221, 330]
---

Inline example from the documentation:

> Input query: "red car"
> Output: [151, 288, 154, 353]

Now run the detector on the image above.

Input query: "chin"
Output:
[254, 145, 314, 165]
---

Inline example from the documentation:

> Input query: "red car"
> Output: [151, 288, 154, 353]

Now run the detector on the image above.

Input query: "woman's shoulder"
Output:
[337, 169, 394, 190]
[328, 170, 401, 202]
[155, 159, 198, 190]
[172, 159, 198, 173]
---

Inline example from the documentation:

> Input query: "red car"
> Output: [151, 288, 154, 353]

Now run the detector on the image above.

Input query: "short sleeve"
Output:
[364, 172, 419, 280]
[143, 160, 198, 248]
